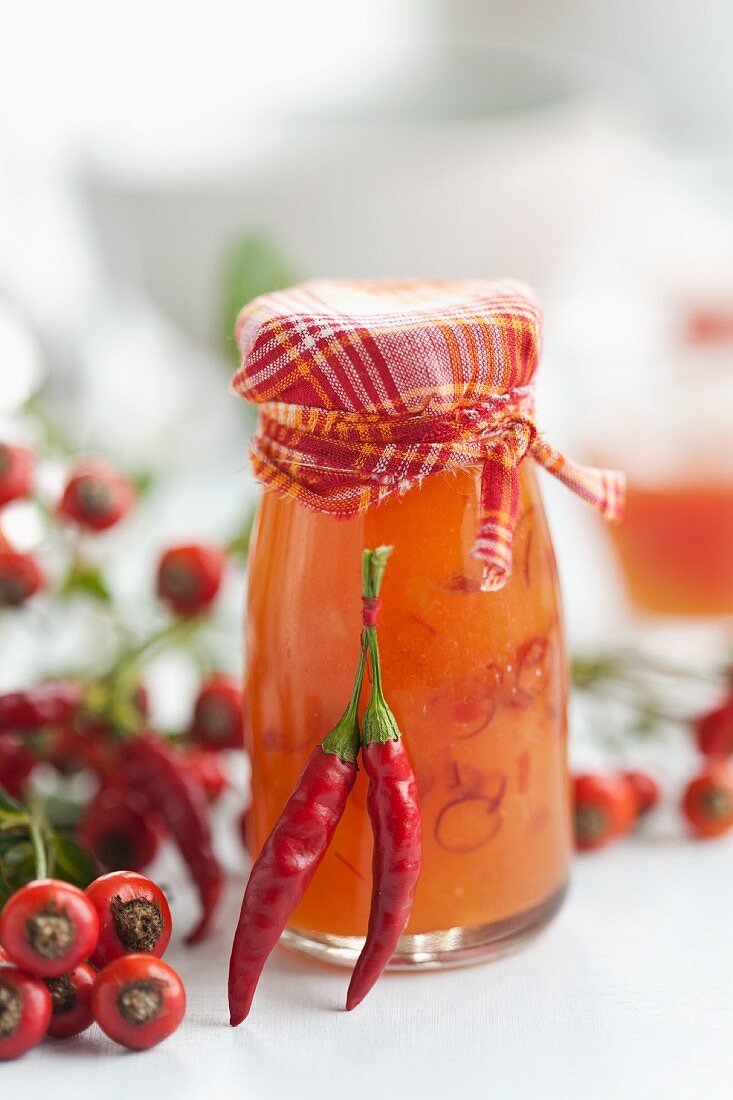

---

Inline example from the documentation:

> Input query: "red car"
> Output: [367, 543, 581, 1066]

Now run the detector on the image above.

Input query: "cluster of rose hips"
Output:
[0, 441, 231, 615]
[573, 692, 733, 851]
[0, 436, 249, 947]
[572, 771, 659, 851]
[0, 871, 183, 1059]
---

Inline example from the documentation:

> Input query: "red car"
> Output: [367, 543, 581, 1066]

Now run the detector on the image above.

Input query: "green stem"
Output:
[361, 547, 400, 746]
[321, 648, 367, 764]
[29, 819, 47, 880]
[321, 545, 400, 758]
[114, 615, 203, 678]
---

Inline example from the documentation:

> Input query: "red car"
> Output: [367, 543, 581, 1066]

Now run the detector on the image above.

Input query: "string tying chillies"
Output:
[361, 595, 382, 629]
[227, 546, 422, 1022]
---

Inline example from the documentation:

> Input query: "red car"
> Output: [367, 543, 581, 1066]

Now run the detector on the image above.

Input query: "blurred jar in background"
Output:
[595, 310, 733, 619]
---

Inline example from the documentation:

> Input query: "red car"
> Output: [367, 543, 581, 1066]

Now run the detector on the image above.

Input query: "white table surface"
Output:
[5, 823, 733, 1100]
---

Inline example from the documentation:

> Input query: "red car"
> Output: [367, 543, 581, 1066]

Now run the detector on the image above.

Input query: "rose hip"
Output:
[58, 458, 136, 532]
[682, 762, 733, 839]
[0, 550, 44, 607]
[0, 967, 52, 1060]
[572, 773, 636, 852]
[191, 674, 244, 749]
[86, 872, 172, 969]
[44, 962, 95, 1039]
[0, 735, 36, 798]
[620, 770, 660, 817]
[156, 543, 225, 616]
[694, 699, 733, 758]
[78, 786, 161, 872]
[92, 954, 185, 1050]
[0, 444, 34, 507]
[0, 879, 99, 978]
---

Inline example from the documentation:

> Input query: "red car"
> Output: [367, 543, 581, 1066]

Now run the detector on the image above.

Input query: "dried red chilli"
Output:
[346, 547, 422, 1012]
[0, 681, 82, 731]
[228, 646, 366, 1025]
[119, 734, 222, 944]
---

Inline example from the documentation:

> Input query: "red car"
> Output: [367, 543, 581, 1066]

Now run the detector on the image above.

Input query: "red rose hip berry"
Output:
[157, 543, 225, 616]
[78, 787, 161, 873]
[58, 458, 136, 531]
[192, 673, 244, 749]
[92, 954, 185, 1050]
[682, 762, 733, 838]
[0, 444, 34, 507]
[86, 871, 172, 969]
[694, 699, 733, 758]
[572, 773, 636, 851]
[0, 550, 44, 607]
[0, 967, 52, 1060]
[0, 879, 99, 977]
[620, 770, 660, 818]
[44, 961, 95, 1039]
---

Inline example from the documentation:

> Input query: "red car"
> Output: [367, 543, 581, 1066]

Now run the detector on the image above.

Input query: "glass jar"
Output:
[245, 463, 570, 968]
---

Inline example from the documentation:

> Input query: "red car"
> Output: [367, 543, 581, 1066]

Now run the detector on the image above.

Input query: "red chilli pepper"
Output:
[228, 645, 368, 1025]
[181, 747, 228, 803]
[346, 548, 422, 1011]
[0, 680, 82, 732]
[120, 734, 222, 944]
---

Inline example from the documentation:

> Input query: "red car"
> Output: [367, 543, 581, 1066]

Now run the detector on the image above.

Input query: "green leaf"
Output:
[0, 786, 25, 820]
[0, 828, 30, 854]
[50, 835, 99, 889]
[219, 235, 295, 364]
[59, 563, 112, 604]
[131, 469, 156, 497]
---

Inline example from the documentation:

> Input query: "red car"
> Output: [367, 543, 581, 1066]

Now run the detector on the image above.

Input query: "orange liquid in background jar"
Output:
[609, 482, 733, 617]
[246, 466, 570, 964]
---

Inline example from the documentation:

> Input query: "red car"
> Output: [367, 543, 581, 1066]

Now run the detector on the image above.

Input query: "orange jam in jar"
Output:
[246, 465, 570, 966]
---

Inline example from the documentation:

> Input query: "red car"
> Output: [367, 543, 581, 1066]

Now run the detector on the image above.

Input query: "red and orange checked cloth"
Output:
[232, 278, 624, 590]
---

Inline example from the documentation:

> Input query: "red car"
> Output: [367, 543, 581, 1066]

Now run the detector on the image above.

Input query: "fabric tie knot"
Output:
[232, 278, 625, 590]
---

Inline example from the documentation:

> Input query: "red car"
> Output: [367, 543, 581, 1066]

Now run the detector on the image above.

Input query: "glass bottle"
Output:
[245, 463, 570, 968]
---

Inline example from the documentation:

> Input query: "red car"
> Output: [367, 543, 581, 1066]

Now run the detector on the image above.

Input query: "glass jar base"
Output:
[281, 881, 568, 971]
